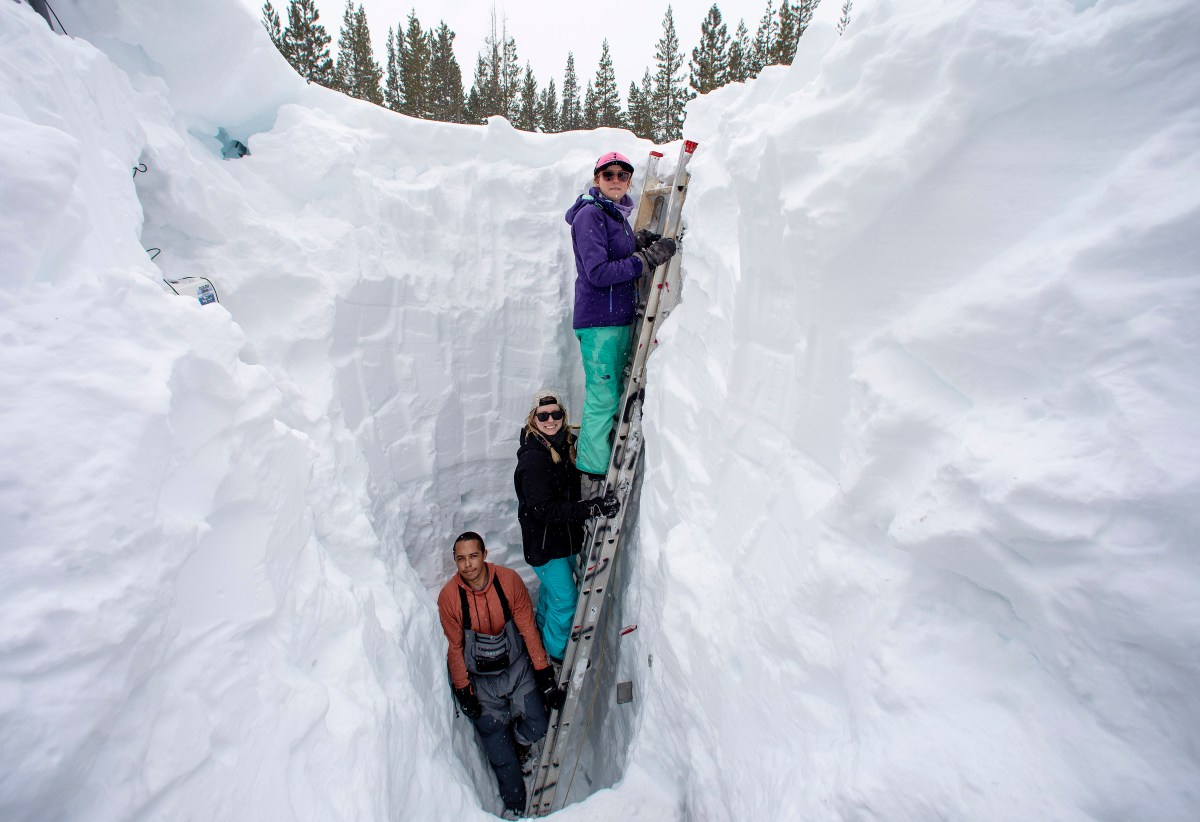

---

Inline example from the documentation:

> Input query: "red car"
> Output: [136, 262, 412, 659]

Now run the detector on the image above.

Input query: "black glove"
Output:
[598, 492, 620, 518]
[637, 237, 677, 270]
[453, 684, 482, 720]
[583, 492, 620, 519]
[635, 229, 662, 250]
[535, 666, 567, 711]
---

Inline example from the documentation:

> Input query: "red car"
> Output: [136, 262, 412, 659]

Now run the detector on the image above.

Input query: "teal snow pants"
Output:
[532, 557, 578, 661]
[575, 325, 632, 475]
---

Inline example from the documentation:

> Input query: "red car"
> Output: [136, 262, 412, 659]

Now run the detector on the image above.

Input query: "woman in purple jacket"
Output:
[564, 151, 677, 478]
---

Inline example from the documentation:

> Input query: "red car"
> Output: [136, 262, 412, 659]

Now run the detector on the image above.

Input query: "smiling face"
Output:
[453, 537, 488, 590]
[594, 164, 633, 201]
[534, 403, 564, 437]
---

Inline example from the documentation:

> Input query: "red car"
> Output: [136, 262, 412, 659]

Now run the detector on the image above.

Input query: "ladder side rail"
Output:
[551, 146, 687, 688]
[528, 413, 644, 815]
[528, 142, 697, 816]
[563, 159, 689, 679]
[551, 427, 646, 811]
[530, 247, 678, 814]
[527, 496, 634, 814]
[556, 152, 694, 701]
[527, 148, 667, 815]
[553, 458, 642, 809]
[604, 144, 697, 491]
[528, 357, 654, 811]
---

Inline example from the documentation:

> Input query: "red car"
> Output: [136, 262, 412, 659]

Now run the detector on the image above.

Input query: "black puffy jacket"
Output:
[514, 427, 589, 567]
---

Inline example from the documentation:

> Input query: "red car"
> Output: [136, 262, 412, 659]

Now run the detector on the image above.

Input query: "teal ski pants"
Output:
[532, 556, 578, 661]
[575, 325, 632, 475]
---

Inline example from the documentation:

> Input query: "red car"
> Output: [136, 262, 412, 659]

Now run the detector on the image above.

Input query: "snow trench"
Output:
[128, 98, 655, 816]
[3, 0, 1200, 820]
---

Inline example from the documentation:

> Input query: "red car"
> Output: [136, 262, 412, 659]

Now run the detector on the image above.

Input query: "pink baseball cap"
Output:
[594, 151, 634, 174]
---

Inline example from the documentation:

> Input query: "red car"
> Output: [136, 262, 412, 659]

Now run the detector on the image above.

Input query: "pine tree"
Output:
[280, 0, 335, 86]
[627, 70, 657, 141]
[750, 0, 777, 74]
[641, 69, 659, 140]
[626, 81, 643, 137]
[727, 19, 752, 83]
[592, 41, 624, 129]
[261, 1, 283, 51]
[540, 78, 560, 133]
[772, 2, 799, 66]
[798, 0, 821, 40]
[560, 53, 582, 131]
[772, 1, 819, 63]
[689, 4, 730, 95]
[837, 0, 852, 35]
[467, 54, 492, 123]
[467, 11, 521, 122]
[501, 32, 522, 119]
[516, 64, 539, 131]
[428, 22, 467, 123]
[334, 2, 383, 103]
[400, 11, 432, 117]
[653, 5, 693, 141]
[582, 81, 598, 130]
[384, 27, 402, 110]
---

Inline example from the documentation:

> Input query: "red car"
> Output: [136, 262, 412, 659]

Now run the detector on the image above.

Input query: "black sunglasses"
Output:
[600, 169, 631, 182]
[536, 409, 564, 422]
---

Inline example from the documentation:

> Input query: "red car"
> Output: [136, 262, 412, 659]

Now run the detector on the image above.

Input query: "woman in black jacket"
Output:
[515, 389, 618, 661]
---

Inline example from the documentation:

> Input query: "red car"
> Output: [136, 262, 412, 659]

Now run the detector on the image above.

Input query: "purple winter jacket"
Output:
[565, 187, 645, 329]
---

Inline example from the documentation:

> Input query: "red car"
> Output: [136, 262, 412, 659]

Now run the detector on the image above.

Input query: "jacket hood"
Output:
[517, 427, 546, 462]
[518, 427, 573, 459]
[564, 187, 634, 225]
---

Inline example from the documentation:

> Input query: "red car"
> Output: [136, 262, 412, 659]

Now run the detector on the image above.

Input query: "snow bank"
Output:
[632, 0, 1200, 819]
[0, 2, 493, 819]
[2, 0, 1198, 819]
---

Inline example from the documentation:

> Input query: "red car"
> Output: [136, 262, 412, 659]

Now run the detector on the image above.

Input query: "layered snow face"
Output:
[630, 0, 1200, 819]
[3, 0, 1199, 821]
[0, 2, 533, 819]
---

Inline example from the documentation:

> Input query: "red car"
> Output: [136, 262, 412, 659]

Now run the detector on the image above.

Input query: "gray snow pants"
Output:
[465, 621, 548, 810]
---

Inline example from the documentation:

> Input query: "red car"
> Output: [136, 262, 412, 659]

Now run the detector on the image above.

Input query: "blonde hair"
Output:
[524, 405, 576, 465]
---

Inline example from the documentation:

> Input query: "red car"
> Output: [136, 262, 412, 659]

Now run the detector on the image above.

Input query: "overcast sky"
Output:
[292, 0, 782, 96]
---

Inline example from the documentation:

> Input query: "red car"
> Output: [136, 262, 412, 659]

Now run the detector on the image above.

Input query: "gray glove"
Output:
[635, 229, 662, 250]
[636, 237, 677, 271]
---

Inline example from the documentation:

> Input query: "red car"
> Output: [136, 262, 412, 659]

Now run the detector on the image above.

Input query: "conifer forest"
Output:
[261, 1, 829, 141]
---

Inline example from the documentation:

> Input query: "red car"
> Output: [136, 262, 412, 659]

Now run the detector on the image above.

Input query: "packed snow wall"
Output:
[3, 0, 1200, 821]
[622, 1, 1200, 820]
[2, 0, 648, 818]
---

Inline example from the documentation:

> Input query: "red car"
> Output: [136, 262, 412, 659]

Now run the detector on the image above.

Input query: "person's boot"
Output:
[580, 472, 605, 497]
[517, 737, 543, 776]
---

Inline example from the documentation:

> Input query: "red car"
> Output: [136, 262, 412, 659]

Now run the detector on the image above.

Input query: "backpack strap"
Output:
[492, 574, 513, 624]
[458, 585, 471, 631]
[457, 569, 513, 631]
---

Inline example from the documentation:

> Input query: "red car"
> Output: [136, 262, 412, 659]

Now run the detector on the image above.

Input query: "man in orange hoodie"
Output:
[437, 531, 565, 817]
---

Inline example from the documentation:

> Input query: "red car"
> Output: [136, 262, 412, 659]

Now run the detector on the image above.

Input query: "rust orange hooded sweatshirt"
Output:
[437, 563, 550, 689]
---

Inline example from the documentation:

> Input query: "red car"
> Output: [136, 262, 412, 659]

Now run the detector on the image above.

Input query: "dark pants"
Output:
[472, 682, 549, 810]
